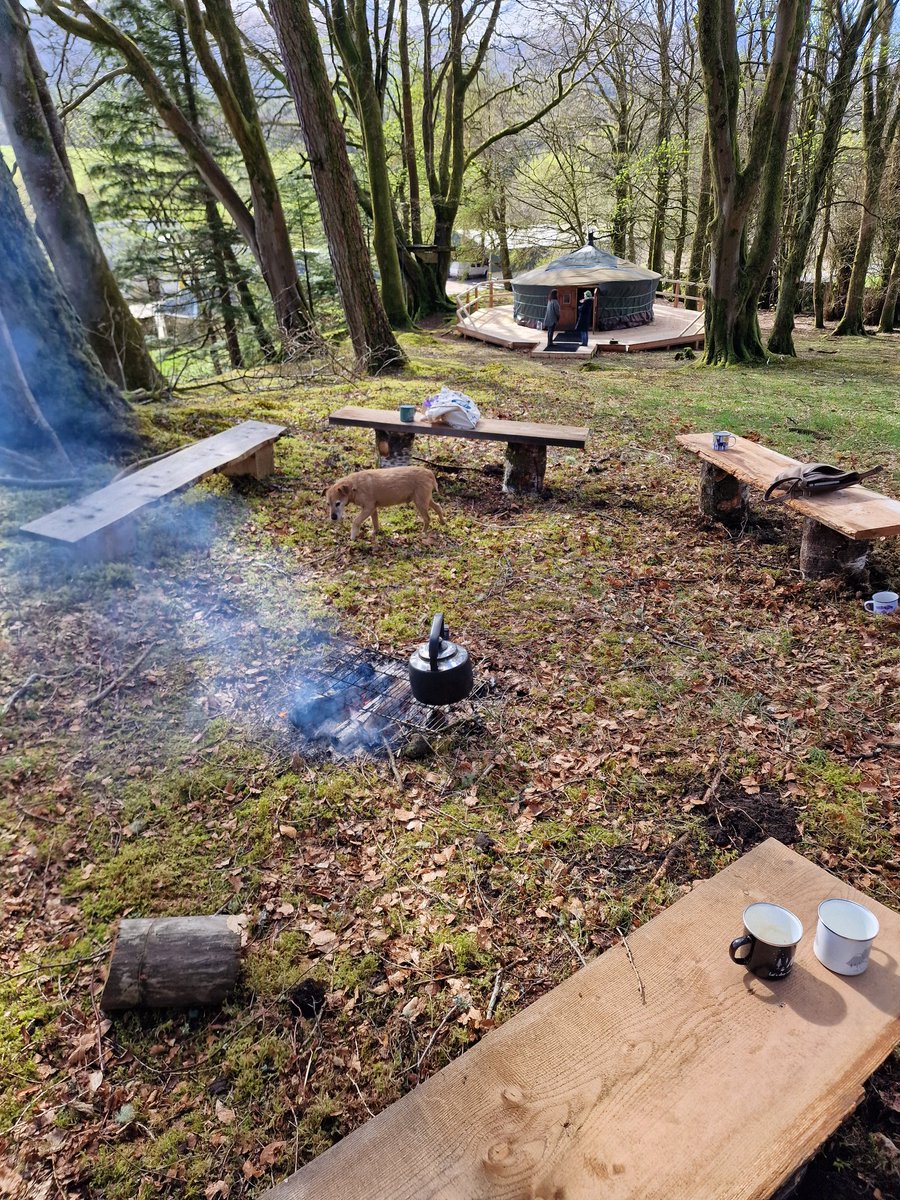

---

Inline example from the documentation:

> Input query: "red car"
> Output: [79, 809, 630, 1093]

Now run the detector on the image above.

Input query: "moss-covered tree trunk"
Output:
[768, 0, 875, 355]
[646, 0, 674, 276]
[184, 0, 314, 354]
[398, 0, 422, 245]
[685, 132, 711, 311]
[40, 0, 312, 355]
[269, 0, 405, 373]
[0, 155, 137, 454]
[327, 0, 411, 328]
[697, 0, 807, 365]
[813, 177, 834, 328]
[834, 1, 900, 338]
[0, 0, 162, 393]
[877, 240, 900, 331]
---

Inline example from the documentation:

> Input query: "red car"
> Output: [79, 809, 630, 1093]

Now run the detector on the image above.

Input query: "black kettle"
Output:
[408, 614, 474, 706]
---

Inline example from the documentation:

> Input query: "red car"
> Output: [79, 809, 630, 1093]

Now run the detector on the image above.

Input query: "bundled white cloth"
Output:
[423, 386, 481, 429]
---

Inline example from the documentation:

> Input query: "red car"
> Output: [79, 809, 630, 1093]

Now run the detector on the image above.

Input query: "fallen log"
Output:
[100, 915, 242, 1012]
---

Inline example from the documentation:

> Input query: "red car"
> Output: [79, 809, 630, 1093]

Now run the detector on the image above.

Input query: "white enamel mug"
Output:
[712, 431, 736, 451]
[863, 591, 898, 615]
[813, 898, 879, 976]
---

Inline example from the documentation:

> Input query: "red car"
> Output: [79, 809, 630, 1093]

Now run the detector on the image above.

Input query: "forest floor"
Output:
[1, 317, 899, 1199]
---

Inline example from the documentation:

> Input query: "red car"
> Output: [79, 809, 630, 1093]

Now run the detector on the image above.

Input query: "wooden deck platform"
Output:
[456, 300, 705, 354]
[262, 838, 900, 1200]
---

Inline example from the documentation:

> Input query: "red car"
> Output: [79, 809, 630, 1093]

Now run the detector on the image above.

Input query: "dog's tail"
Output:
[430, 470, 439, 494]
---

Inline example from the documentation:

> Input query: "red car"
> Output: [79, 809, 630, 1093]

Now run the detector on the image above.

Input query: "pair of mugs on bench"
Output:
[729, 898, 879, 981]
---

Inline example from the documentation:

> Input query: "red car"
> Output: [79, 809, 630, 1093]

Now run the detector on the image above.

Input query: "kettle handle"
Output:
[428, 613, 447, 670]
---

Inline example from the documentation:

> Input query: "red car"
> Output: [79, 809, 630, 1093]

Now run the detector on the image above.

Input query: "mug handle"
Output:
[727, 435, 737, 447]
[864, 601, 876, 612]
[730, 935, 754, 964]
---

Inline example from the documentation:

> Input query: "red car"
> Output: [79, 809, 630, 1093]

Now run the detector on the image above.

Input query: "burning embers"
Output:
[287, 646, 438, 758]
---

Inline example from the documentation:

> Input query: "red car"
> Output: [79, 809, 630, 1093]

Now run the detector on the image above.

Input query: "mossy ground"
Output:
[1, 317, 898, 1197]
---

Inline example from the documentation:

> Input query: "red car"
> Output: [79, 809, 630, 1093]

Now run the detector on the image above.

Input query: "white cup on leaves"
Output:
[863, 591, 898, 615]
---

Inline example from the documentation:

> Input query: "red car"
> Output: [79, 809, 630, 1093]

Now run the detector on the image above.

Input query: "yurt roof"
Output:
[513, 243, 661, 287]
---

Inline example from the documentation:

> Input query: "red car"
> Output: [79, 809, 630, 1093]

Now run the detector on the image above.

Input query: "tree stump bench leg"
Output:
[503, 441, 546, 494]
[799, 519, 870, 585]
[375, 429, 415, 467]
[698, 461, 749, 531]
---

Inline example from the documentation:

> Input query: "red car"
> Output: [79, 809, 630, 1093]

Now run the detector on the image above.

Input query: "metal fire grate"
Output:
[287, 638, 444, 758]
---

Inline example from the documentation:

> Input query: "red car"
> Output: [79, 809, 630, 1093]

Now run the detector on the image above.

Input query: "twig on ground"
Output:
[650, 831, 691, 885]
[416, 1005, 457, 1074]
[86, 643, 156, 708]
[560, 929, 587, 967]
[2, 673, 42, 716]
[486, 967, 503, 1019]
[616, 927, 646, 1005]
[382, 738, 405, 788]
[0, 949, 108, 984]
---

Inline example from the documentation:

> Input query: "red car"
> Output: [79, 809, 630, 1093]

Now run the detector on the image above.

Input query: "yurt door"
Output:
[558, 288, 578, 329]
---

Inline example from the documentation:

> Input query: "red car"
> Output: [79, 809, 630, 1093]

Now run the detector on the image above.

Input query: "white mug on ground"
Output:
[712, 431, 736, 451]
[863, 591, 898, 615]
[813, 898, 879, 976]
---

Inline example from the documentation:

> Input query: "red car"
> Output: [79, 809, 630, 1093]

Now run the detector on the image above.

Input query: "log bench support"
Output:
[503, 441, 547, 494]
[698, 460, 749, 531]
[375, 429, 416, 467]
[799, 519, 870, 586]
[220, 442, 276, 480]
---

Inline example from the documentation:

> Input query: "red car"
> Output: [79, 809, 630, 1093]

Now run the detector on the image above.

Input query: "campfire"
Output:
[287, 641, 441, 757]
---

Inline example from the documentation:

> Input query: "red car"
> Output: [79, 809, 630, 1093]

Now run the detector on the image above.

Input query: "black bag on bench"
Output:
[764, 462, 882, 503]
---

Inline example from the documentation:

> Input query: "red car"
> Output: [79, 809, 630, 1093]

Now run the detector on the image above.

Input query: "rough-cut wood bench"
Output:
[20, 419, 285, 562]
[262, 839, 900, 1200]
[677, 433, 900, 581]
[328, 405, 588, 494]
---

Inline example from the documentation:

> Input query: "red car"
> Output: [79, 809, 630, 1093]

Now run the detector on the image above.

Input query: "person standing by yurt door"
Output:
[575, 290, 594, 345]
[543, 289, 561, 348]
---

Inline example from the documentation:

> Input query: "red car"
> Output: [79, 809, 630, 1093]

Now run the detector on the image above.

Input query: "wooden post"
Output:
[375, 429, 416, 466]
[673, 281, 681, 308]
[75, 519, 137, 564]
[101, 916, 241, 1011]
[698, 461, 749, 531]
[488, 279, 494, 308]
[220, 442, 276, 480]
[799, 519, 870, 585]
[503, 442, 547, 494]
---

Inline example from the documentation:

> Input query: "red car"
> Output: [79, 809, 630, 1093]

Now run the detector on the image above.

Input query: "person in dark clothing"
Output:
[543, 289, 561, 348]
[575, 289, 594, 345]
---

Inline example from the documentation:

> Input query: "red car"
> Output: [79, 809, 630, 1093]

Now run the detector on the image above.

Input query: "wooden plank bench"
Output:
[262, 839, 900, 1200]
[677, 433, 900, 581]
[328, 405, 588, 494]
[19, 419, 285, 562]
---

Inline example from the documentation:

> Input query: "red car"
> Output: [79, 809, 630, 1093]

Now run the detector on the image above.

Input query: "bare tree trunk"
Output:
[0, 0, 162, 393]
[269, 0, 405, 373]
[686, 132, 712, 311]
[0, 155, 138, 454]
[813, 177, 834, 328]
[834, 1, 900, 338]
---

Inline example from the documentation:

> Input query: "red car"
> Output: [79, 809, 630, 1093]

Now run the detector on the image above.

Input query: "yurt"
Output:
[511, 234, 661, 331]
